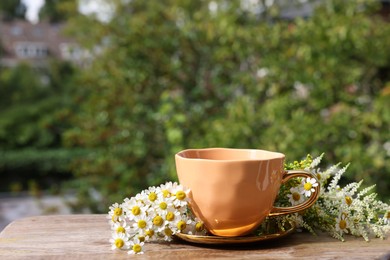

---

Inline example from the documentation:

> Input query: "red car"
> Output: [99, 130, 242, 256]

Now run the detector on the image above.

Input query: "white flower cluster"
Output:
[287, 177, 319, 206]
[320, 174, 390, 241]
[284, 154, 390, 241]
[108, 182, 205, 254]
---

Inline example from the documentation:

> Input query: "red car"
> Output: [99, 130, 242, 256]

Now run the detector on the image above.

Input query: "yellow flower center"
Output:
[175, 191, 186, 200]
[386, 211, 390, 219]
[345, 196, 352, 206]
[115, 238, 124, 248]
[132, 206, 141, 215]
[177, 220, 187, 231]
[339, 219, 347, 230]
[159, 202, 167, 210]
[138, 220, 147, 229]
[132, 244, 142, 253]
[304, 182, 312, 191]
[114, 207, 122, 216]
[116, 226, 125, 233]
[145, 229, 154, 237]
[138, 236, 145, 242]
[164, 228, 173, 237]
[148, 192, 157, 202]
[153, 215, 163, 226]
[162, 190, 171, 198]
[195, 222, 204, 232]
[292, 192, 301, 201]
[166, 212, 175, 221]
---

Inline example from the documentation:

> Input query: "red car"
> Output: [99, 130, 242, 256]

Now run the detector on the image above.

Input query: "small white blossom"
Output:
[158, 182, 178, 198]
[122, 197, 149, 221]
[109, 232, 129, 250]
[132, 213, 152, 233]
[185, 217, 207, 235]
[301, 177, 319, 197]
[335, 213, 350, 235]
[288, 186, 305, 205]
[153, 195, 175, 215]
[111, 221, 131, 235]
[108, 203, 125, 223]
[128, 238, 144, 254]
[171, 184, 190, 208]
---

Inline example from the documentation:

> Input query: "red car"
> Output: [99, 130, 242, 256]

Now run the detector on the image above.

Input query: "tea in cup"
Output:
[175, 148, 320, 237]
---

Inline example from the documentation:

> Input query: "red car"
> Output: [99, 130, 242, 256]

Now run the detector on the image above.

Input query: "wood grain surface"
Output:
[0, 214, 389, 259]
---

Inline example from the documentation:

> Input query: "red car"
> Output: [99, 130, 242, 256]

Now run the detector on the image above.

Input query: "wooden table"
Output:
[0, 215, 389, 259]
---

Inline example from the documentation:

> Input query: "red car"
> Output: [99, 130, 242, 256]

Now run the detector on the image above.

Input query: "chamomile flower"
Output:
[128, 238, 144, 255]
[111, 221, 131, 235]
[165, 210, 181, 226]
[108, 203, 125, 223]
[110, 232, 129, 250]
[174, 217, 194, 234]
[144, 186, 159, 205]
[153, 195, 175, 215]
[159, 182, 172, 189]
[193, 220, 207, 235]
[143, 229, 157, 240]
[123, 197, 148, 221]
[132, 213, 152, 233]
[174, 215, 203, 235]
[152, 214, 166, 232]
[159, 181, 178, 198]
[301, 177, 318, 197]
[162, 227, 174, 241]
[287, 186, 305, 205]
[171, 185, 190, 207]
[335, 213, 350, 235]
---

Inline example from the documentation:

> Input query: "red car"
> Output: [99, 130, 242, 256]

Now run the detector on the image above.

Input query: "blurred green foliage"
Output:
[60, 0, 390, 212]
[0, 0, 26, 21]
[39, 0, 78, 23]
[1, 0, 389, 212]
[0, 61, 81, 192]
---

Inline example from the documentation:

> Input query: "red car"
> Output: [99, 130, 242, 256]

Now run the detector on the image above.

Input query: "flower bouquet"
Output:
[108, 154, 390, 254]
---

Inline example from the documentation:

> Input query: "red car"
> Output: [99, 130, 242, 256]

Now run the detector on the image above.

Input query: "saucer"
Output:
[175, 221, 295, 245]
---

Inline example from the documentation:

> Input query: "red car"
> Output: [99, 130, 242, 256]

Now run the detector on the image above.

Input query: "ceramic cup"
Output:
[175, 148, 320, 237]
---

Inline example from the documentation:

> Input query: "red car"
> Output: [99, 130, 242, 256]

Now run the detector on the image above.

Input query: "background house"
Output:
[0, 20, 86, 67]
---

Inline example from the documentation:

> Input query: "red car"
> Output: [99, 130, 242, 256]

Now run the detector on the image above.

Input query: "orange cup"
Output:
[175, 148, 320, 237]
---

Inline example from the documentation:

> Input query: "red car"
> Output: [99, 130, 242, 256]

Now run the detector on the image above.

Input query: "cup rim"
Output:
[175, 148, 285, 162]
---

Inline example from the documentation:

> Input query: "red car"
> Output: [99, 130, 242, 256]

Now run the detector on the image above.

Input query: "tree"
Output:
[39, 0, 78, 23]
[63, 0, 390, 212]
[0, 0, 26, 21]
[0, 61, 81, 193]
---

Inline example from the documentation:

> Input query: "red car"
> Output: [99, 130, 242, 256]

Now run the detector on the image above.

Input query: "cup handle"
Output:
[268, 170, 320, 217]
